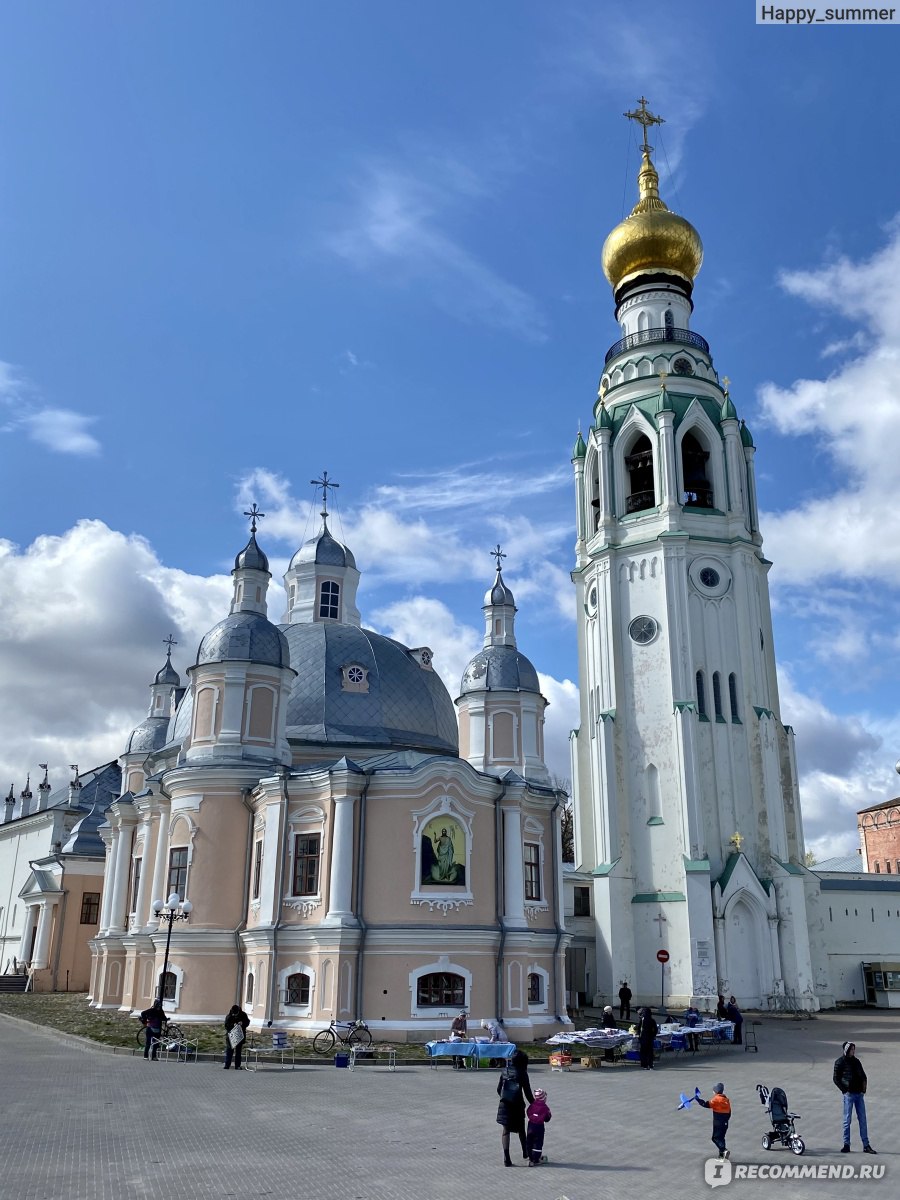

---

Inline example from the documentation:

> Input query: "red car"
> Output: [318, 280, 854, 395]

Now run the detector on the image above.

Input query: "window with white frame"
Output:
[417, 972, 465, 1007]
[524, 842, 541, 901]
[285, 972, 311, 1006]
[319, 580, 340, 620]
[292, 833, 321, 896]
[527, 972, 543, 1004]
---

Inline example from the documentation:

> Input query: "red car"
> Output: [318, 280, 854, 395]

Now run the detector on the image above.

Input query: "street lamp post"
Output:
[151, 892, 192, 1004]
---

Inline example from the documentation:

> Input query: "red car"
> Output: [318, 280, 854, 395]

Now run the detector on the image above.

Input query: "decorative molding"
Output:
[524, 904, 549, 922]
[410, 898, 474, 915]
[282, 897, 322, 918]
[673, 700, 696, 714]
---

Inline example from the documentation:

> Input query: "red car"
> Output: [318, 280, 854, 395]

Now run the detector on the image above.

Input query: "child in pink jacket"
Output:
[525, 1088, 552, 1166]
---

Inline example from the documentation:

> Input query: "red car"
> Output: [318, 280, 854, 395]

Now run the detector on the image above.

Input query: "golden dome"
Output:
[602, 151, 703, 294]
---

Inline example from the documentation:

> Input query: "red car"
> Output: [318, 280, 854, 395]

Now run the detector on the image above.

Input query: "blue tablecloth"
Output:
[425, 1040, 517, 1061]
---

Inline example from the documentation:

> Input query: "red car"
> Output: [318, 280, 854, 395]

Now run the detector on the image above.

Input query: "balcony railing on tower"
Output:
[604, 327, 710, 365]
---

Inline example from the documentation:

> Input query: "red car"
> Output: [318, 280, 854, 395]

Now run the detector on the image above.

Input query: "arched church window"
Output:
[246, 972, 254, 1004]
[319, 580, 340, 620]
[712, 672, 724, 720]
[696, 670, 707, 718]
[682, 432, 713, 508]
[285, 972, 311, 1005]
[162, 971, 177, 1001]
[527, 972, 544, 1004]
[625, 435, 655, 514]
[664, 307, 674, 336]
[728, 673, 740, 722]
[416, 972, 465, 1008]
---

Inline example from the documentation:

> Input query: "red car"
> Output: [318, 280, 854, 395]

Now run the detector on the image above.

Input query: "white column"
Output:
[502, 807, 527, 928]
[99, 829, 118, 934]
[133, 809, 155, 929]
[657, 408, 679, 516]
[149, 804, 171, 914]
[108, 823, 134, 933]
[19, 905, 39, 963]
[32, 901, 58, 970]
[325, 796, 356, 923]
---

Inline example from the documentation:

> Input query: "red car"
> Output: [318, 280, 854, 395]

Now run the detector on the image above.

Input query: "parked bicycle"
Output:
[312, 1018, 372, 1054]
[135, 1021, 187, 1048]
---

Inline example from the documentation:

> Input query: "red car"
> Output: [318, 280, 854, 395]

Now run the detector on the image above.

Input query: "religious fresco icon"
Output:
[420, 815, 466, 887]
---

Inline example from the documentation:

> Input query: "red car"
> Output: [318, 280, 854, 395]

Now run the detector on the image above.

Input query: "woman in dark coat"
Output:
[223, 1004, 251, 1070]
[496, 1049, 534, 1166]
[637, 1006, 658, 1070]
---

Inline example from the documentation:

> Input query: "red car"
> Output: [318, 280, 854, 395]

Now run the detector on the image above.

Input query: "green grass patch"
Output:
[0, 993, 549, 1059]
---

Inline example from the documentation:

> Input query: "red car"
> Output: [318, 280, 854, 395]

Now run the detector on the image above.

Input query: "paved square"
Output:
[0, 1010, 895, 1199]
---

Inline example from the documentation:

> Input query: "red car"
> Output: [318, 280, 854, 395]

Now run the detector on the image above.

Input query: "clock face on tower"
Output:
[628, 615, 658, 644]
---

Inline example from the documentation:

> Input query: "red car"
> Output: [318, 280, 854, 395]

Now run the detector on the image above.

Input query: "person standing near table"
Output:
[684, 1004, 701, 1052]
[224, 1004, 250, 1069]
[833, 1040, 876, 1154]
[637, 1006, 657, 1070]
[139, 998, 167, 1061]
[618, 981, 632, 1022]
[726, 996, 743, 1046]
[496, 1049, 534, 1166]
[450, 1009, 468, 1070]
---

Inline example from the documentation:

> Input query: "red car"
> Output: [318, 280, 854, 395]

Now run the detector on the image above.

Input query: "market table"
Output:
[425, 1040, 517, 1069]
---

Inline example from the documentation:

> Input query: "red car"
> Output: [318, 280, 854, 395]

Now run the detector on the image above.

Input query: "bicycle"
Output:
[312, 1018, 372, 1055]
[135, 1021, 187, 1049]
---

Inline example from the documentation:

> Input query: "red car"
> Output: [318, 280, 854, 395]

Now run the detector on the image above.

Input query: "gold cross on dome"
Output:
[722, 375, 731, 396]
[624, 96, 665, 154]
[729, 831, 744, 853]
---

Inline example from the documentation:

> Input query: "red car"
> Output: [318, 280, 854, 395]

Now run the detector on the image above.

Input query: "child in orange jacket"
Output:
[696, 1083, 731, 1160]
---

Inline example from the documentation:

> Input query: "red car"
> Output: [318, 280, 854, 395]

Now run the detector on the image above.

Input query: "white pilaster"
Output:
[503, 807, 527, 928]
[325, 795, 356, 923]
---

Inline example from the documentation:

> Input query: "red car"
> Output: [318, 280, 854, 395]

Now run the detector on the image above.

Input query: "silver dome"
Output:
[485, 572, 515, 607]
[280, 622, 457, 754]
[126, 716, 171, 754]
[61, 803, 107, 857]
[154, 657, 181, 687]
[197, 612, 289, 668]
[289, 524, 356, 570]
[234, 532, 269, 574]
[459, 645, 540, 695]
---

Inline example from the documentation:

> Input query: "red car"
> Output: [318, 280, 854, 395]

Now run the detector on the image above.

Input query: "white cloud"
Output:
[0, 360, 101, 456]
[326, 163, 547, 342]
[0, 520, 229, 796]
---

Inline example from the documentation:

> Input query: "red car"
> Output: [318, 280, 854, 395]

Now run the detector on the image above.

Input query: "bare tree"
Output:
[553, 776, 575, 863]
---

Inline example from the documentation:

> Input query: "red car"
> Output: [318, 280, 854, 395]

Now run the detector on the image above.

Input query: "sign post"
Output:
[656, 949, 670, 1011]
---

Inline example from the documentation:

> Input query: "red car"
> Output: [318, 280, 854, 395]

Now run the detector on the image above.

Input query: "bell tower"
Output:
[571, 100, 819, 1012]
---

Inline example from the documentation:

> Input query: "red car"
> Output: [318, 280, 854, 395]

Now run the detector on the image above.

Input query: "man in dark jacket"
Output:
[833, 1041, 876, 1154]
[224, 1004, 251, 1070]
[139, 999, 167, 1061]
[618, 982, 632, 1021]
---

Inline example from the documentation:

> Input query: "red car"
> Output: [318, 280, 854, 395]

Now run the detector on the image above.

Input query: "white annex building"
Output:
[563, 100, 900, 1014]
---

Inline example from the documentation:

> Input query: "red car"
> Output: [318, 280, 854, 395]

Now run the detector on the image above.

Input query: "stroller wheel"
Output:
[761, 1135, 772, 1150]
[791, 1137, 805, 1156]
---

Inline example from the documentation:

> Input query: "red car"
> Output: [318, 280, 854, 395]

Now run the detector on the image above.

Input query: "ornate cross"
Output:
[624, 96, 665, 155]
[730, 831, 744, 853]
[163, 633, 178, 657]
[490, 543, 507, 571]
[653, 909, 668, 939]
[311, 471, 339, 516]
[243, 503, 265, 533]
[722, 375, 731, 397]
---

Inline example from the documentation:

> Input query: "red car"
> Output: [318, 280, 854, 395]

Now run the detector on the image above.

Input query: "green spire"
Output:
[597, 401, 613, 430]
[573, 429, 587, 459]
[740, 419, 754, 448]
[721, 394, 738, 422]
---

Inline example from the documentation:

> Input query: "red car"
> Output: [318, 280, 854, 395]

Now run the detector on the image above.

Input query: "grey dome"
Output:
[485, 571, 515, 607]
[61, 804, 106, 857]
[459, 645, 541, 696]
[197, 611, 289, 668]
[126, 716, 171, 754]
[234, 532, 269, 574]
[154, 656, 181, 687]
[280, 622, 457, 754]
[290, 523, 356, 570]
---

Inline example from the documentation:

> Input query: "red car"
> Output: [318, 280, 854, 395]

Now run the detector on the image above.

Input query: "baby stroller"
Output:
[756, 1084, 805, 1155]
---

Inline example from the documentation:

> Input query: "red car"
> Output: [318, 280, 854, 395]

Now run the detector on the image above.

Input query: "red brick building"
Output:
[858, 800, 900, 874]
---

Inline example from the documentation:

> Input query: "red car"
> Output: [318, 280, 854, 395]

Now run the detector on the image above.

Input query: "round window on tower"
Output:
[673, 357, 694, 376]
[588, 585, 598, 613]
[699, 567, 720, 588]
[628, 615, 658, 645]
[688, 558, 731, 597]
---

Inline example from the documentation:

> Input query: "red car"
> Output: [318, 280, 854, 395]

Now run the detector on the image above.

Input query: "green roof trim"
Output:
[716, 851, 741, 893]
[720, 395, 738, 422]
[633, 891, 686, 903]
[598, 708, 616, 723]
[647, 815, 665, 826]
[754, 706, 775, 719]
[774, 858, 805, 876]
[683, 856, 711, 873]
[674, 700, 696, 714]
[591, 858, 620, 877]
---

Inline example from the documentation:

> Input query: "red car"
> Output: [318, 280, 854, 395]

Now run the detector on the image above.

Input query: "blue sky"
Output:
[1, 2, 898, 857]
